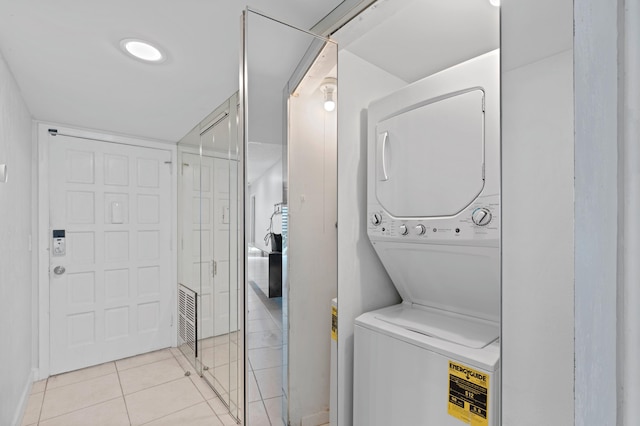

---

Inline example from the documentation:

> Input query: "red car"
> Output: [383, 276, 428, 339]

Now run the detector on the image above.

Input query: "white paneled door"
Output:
[212, 157, 231, 336]
[179, 153, 232, 339]
[49, 134, 173, 374]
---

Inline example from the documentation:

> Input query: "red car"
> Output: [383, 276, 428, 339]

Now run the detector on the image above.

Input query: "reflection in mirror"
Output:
[242, 9, 338, 426]
[177, 92, 242, 422]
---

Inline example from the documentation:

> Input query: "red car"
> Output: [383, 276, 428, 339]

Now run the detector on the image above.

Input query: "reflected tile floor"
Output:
[21, 348, 239, 426]
[247, 255, 285, 426]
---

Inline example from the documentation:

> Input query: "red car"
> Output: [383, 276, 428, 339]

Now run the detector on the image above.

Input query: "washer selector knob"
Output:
[472, 208, 492, 226]
[399, 224, 409, 235]
[415, 224, 426, 235]
[371, 213, 382, 226]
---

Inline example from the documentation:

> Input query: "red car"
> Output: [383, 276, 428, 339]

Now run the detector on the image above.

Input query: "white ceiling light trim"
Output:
[120, 38, 166, 63]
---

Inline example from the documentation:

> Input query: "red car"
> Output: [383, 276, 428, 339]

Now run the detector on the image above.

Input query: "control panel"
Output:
[368, 194, 499, 244]
[52, 229, 66, 256]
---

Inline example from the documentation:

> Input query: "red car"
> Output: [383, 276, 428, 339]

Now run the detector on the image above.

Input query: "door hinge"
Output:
[213, 260, 217, 277]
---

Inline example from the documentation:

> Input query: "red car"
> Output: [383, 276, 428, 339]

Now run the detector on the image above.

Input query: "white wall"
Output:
[336, 50, 403, 426]
[0, 51, 35, 425]
[574, 0, 619, 424]
[501, 1, 575, 424]
[287, 86, 337, 425]
[621, 2, 640, 424]
[249, 158, 283, 252]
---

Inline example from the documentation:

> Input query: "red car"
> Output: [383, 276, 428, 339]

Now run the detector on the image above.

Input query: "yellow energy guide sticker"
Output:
[331, 306, 338, 341]
[448, 361, 489, 426]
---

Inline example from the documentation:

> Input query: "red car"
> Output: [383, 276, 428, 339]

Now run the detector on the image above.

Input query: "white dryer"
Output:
[354, 50, 500, 426]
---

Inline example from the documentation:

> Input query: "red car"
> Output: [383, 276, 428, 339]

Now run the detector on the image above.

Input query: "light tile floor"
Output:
[247, 255, 285, 426]
[21, 348, 239, 426]
[20, 255, 328, 426]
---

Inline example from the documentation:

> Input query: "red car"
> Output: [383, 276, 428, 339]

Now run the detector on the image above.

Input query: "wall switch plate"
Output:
[0, 164, 6, 183]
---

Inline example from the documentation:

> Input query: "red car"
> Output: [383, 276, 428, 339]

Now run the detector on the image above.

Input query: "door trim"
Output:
[36, 122, 178, 379]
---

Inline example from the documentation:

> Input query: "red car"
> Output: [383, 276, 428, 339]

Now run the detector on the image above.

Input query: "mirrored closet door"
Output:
[242, 9, 338, 426]
[177, 92, 243, 422]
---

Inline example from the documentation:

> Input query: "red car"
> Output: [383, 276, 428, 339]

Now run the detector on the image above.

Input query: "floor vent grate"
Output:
[178, 284, 198, 357]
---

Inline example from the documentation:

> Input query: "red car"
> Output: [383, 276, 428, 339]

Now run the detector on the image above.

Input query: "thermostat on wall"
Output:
[0, 164, 6, 183]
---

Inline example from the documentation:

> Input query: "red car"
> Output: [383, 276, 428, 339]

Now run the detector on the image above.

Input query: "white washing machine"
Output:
[354, 50, 500, 426]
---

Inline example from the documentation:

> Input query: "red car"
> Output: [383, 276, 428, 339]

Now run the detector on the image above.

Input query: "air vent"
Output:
[178, 285, 198, 357]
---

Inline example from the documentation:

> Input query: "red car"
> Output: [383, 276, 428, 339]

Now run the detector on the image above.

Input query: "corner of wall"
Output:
[0, 48, 36, 426]
[501, 1, 575, 424]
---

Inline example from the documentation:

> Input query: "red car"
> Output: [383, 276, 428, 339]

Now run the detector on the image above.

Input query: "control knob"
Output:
[415, 224, 426, 235]
[371, 213, 382, 226]
[472, 208, 492, 226]
[399, 224, 409, 235]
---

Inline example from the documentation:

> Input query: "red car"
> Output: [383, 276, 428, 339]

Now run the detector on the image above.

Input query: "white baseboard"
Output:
[11, 368, 35, 426]
[301, 410, 330, 426]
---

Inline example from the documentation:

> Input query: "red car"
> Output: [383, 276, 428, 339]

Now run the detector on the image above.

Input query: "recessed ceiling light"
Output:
[120, 39, 165, 63]
[489, 0, 500, 6]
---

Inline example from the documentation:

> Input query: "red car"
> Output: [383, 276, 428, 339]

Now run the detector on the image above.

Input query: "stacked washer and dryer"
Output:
[353, 50, 500, 426]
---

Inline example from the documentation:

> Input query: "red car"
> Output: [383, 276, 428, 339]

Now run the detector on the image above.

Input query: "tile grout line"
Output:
[137, 400, 211, 426]
[124, 375, 186, 397]
[169, 348, 227, 425]
[251, 280, 284, 426]
[45, 367, 114, 392]
[248, 258, 284, 426]
[114, 362, 133, 426]
[40, 349, 173, 394]
[35, 378, 48, 425]
[35, 350, 176, 425]
[118, 353, 197, 425]
[250, 366, 274, 426]
[115, 351, 175, 373]
[36, 396, 123, 425]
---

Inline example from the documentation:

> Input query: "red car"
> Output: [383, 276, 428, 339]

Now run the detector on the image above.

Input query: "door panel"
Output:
[213, 158, 231, 336]
[180, 154, 232, 338]
[49, 134, 172, 374]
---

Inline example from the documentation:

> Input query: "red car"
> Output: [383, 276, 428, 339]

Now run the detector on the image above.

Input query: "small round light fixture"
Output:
[321, 77, 337, 112]
[489, 0, 500, 6]
[120, 39, 165, 63]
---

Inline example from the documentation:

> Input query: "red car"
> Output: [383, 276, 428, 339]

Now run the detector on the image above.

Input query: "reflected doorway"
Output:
[242, 9, 338, 426]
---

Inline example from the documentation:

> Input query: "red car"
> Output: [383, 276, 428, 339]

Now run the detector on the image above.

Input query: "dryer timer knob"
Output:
[472, 208, 492, 226]
[415, 224, 426, 235]
[399, 224, 409, 235]
[371, 213, 382, 226]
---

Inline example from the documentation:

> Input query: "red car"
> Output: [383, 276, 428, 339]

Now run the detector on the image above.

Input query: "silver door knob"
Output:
[53, 266, 66, 275]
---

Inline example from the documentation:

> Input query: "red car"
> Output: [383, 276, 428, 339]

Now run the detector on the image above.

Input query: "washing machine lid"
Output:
[371, 241, 500, 322]
[374, 89, 485, 218]
[375, 304, 499, 349]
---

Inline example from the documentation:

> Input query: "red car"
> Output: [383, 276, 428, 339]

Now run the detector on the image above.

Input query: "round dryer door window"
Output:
[373, 89, 485, 218]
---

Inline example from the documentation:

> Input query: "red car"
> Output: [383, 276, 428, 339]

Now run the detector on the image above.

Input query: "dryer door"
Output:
[374, 90, 485, 218]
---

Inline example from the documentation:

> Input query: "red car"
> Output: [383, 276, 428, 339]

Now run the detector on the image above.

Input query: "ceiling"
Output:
[335, 0, 499, 83]
[0, 0, 341, 143]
